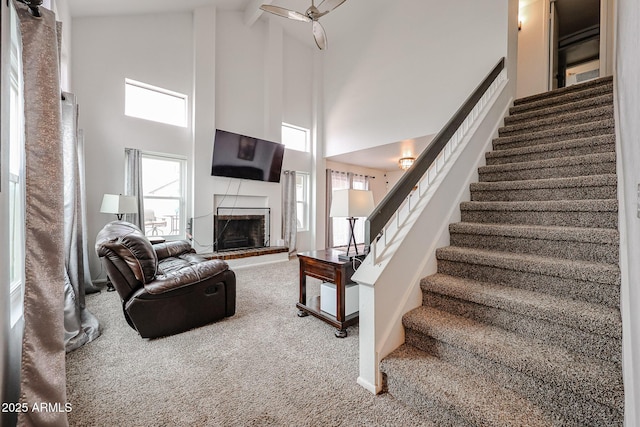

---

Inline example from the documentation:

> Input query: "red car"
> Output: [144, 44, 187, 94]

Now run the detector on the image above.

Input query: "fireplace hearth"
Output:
[214, 208, 270, 252]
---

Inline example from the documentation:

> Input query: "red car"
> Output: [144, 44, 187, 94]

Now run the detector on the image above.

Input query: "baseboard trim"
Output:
[357, 376, 382, 395]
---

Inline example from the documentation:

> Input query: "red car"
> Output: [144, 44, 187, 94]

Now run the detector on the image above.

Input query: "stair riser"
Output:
[460, 209, 618, 229]
[499, 108, 614, 138]
[485, 142, 615, 165]
[511, 82, 613, 114]
[421, 291, 622, 365]
[479, 161, 616, 183]
[506, 94, 614, 125]
[449, 232, 619, 264]
[493, 125, 614, 151]
[382, 374, 472, 427]
[436, 259, 620, 307]
[405, 330, 623, 426]
[471, 185, 616, 202]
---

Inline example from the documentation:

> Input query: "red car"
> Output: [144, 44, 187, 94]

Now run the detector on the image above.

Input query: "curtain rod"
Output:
[327, 169, 376, 179]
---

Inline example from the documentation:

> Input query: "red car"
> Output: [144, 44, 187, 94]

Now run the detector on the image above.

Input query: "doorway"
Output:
[551, 0, 601, 89]
[516, 0, 613, 98]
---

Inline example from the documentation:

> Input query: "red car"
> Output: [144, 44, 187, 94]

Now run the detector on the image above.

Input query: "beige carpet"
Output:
[66, 259, 429, 426]
[381, 76, 623, 425]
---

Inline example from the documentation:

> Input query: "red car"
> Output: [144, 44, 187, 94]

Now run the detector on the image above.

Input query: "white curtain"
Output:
[15, 2, 68, 425]
[327, 170, 370, 248]
[616, 1, 640, 424]
[282, 170, 297, 256]
[62, 92, 101, 353]
[124, 148, 145, 228]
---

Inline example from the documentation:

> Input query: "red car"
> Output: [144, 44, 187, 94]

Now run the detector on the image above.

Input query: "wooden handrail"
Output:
[365, 57, 505, 251]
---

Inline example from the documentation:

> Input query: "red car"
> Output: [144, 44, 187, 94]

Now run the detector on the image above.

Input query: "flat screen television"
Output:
[211, 129, 285, 183]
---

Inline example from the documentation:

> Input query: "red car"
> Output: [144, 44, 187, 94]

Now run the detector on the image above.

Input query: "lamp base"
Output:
[338, 253, 366, 262]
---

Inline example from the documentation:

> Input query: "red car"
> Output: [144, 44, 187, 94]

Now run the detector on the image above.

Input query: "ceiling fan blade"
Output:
[312, 20, 327, 50]
[316, 0, 347, 15]
[260, 5, 311, 22]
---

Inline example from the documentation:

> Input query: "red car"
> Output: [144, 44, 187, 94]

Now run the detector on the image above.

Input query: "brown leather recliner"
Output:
[95, 221, 236, 338]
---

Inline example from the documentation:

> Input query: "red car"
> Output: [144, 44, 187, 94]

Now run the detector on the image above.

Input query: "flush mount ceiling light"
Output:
[398, 157, 415, 171]
[260, 0, 347, 50]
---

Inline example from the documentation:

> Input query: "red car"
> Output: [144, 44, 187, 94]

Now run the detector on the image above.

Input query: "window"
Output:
[141, 153, 186, 238]
[125, 79, 188, 127]
[281, 123, 309, 152]
[296, 172, 309, 231]
[9, 3, 25, 326]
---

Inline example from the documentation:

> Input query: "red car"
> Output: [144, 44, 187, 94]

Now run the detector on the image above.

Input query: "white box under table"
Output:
[320, 282, 359, 317]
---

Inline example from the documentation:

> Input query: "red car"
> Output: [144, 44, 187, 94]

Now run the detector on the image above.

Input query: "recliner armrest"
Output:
[154, 240, 195, 260]
[144, 259, 229, 294]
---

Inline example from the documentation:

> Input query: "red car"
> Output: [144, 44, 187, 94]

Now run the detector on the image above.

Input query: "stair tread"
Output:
[436, 245, 620, 285]
[381, 344, 556, 427]
[500, 104, 613, 135]
[402, 306, 624, 409]
[487, 134, 615, 160]
[513, 76, 612, 106]
[479, 152, 615, 174]
[506, 93, 613, 124]
[449, 221, 619, 245]
[471, 174, 617, 191]
[493, 119, 614, 148]
[422, 272, 621, 337]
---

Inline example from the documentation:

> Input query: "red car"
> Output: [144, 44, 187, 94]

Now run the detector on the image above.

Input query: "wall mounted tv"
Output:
[211, 129, 285, 183]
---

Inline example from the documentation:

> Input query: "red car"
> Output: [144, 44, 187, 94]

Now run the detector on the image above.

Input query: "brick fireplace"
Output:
[214, 208, 270, 252]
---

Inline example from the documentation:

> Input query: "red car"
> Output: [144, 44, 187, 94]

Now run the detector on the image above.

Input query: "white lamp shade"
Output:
[330, 189, 375, 218]
[100, 194, 138, 215]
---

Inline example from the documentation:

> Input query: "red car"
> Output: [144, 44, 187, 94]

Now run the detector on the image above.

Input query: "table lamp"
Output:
[330, 189, 375, 261]
[100, 194, 138, 221]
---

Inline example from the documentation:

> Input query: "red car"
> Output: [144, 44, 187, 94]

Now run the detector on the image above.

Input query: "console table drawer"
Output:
[303, 260, 335, 282]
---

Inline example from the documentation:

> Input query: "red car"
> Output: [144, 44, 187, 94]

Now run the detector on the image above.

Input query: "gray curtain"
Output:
[124, 148, 144, 228]
[282, 170, 297, 256]
[62, 92, 101, 353]
[15, 2, 69, 425]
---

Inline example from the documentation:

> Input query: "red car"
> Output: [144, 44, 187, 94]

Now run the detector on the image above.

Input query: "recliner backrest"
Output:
[96, 221, 159, 298]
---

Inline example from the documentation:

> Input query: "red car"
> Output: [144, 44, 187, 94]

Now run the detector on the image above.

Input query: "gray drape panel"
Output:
[15, 2, 69, 425]
[62, 92, 101, 353]
[282, 170, 297, 256]
[124, 148, 145, 228]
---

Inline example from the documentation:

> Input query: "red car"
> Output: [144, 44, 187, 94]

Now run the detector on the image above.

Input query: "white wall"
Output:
[322, 0, 509, 157]
[73, 8, 317, 274]
[191, 10, 316, 255]
[616, 0, 640, 422]
[516, 0, 549, 98]
[72, 13, 194, 277]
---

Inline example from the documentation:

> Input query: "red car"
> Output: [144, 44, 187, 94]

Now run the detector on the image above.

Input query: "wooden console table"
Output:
[297, 249, 358, 338]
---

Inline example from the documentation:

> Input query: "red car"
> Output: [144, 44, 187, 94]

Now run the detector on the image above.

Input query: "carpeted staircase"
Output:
[380, 76, 623, 426]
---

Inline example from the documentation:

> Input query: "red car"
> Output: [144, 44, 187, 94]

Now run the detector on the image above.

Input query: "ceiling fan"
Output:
[260, 0, 347, 50]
